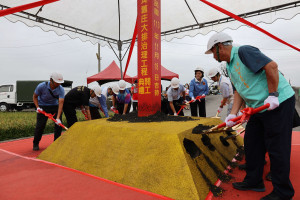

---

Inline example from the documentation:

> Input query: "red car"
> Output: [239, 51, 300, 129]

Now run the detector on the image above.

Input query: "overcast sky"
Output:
[0, 14, 300, 90]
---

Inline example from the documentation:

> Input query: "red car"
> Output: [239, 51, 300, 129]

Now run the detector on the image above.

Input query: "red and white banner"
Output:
[137, 0, 161, 116]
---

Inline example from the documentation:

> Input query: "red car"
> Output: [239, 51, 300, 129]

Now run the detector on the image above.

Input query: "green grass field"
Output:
[0, 111, 87, 141]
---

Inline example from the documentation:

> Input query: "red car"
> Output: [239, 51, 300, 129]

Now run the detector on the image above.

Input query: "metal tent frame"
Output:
[1, 1, 299, 78]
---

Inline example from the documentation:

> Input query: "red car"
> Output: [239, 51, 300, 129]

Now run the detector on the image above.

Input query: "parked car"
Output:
[208, 82, 219, 95]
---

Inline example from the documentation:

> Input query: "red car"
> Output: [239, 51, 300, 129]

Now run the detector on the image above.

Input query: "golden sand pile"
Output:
[39, 117, 243, 200]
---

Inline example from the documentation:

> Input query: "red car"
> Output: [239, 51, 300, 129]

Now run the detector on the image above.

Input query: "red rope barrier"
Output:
[0, 0, 59, 17]
[199, 0, 300, 52]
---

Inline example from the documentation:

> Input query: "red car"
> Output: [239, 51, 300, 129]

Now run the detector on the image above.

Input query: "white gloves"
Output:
[217, 107, 223, 113]
[191, 97, 195, 101]
[225, 114, 237, 127]
[110, 106, 115, 111]
[183, 100, 188, 104]
[202, 94, 206, 97]
[36, 107, 43, 113]
[55, 119, 62, 125]
[237, 111, 243, 117]
[264, 96, 279, 111]
[174, 113, 178, 116]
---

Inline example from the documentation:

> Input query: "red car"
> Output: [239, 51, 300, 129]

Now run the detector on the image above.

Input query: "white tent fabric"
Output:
[2, 0, 300, 48]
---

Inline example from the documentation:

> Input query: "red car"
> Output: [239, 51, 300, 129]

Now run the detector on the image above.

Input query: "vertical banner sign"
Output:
[137, 0, 161, 117]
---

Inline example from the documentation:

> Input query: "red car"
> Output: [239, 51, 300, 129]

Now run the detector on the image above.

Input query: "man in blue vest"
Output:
[205, 32, 295, 200]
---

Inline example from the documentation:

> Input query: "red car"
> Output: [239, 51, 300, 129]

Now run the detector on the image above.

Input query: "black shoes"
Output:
[232, 181, 265, 192]
[33, 144, 39, 151]
[261, 191, 293, 200]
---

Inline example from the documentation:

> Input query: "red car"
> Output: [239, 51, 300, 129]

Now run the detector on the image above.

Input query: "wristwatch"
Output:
[269, 92, 279, 97]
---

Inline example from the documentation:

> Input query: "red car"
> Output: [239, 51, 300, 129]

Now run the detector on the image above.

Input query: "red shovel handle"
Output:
[176, 106, 185, 115]
[216, 103, 270, 129]
[38, 110, 68, 130]
[176, 95, 206, 115]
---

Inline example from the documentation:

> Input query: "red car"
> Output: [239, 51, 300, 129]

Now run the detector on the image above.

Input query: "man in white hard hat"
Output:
[167, 77, 186, 116]
[32, 72, 65, 151]
[206, 32, 295, 200]
[189, 67, 209, 117]
[63, 85, 101, 127]
[89, 85, 109, 119]
[111, 80, 131, 115]
[207, 67, 234, 116]
[108, 83, 119, 113]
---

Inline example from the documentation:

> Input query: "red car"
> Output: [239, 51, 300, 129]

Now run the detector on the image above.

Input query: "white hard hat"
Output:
[170, 77, 180, 88]
[195, 66, 204, 72]
[92, 85, 102, 97]
[205, 32, 233, 54]
[111, 83, 120, 95]
[207, 67, 219, 78]
[50, 72, 64, 83]
[118, 80, 126, 90]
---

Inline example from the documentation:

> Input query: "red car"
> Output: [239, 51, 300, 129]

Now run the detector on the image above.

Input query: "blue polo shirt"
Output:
[238, 45, 272, 73]
[34, 81, 65, 106]
[189, 78, 209, 98]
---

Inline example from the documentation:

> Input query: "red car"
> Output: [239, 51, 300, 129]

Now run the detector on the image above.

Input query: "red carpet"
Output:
[0, 135, 172, 200]
[1, 132, 299, 200]
[210, 131, 300, 200]
[0, 134, 55, 158]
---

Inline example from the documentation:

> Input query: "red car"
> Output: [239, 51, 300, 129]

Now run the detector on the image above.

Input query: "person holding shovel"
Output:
[108, 83, 120, 114]
[89, 85, 109, 119]
[63, 85, 101, 127]
[32, 72, 65, 151]
[111, 80, 131, 115]
[167, 77, 186, 116]
[207, 67, 234, 116]
[189, 67, 209, 117]
[205, 32, 295, 200]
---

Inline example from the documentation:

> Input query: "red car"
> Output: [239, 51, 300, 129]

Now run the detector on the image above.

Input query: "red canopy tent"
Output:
[87, 61, 134, 85]
[124, 65, 179, 83]
[87, 62, 179, 85]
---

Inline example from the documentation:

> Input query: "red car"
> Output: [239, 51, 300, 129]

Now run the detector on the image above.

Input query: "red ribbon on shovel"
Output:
[177, 95, 206, 115]
[110, 107, 119, 114]
[38, 110, 68, 130]
[81, 110, 88, 120]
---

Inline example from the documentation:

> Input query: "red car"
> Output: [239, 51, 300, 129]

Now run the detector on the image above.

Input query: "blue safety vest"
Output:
[227, 46, 294, 109]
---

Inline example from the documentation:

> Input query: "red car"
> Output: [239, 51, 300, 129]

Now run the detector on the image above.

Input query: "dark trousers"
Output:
[33, 105, 62, 146]
[190, 98, 206, 117]
[132, 102, 138, 111]
[168, 98, 184, 116]
[90, 106, 101, 119]
[117, 101, 131, 115]
[63, 103, 78, 128]
[186, 96, 191, 101]
[244, 96, 295, 199]
[161, 99, 169, 115]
